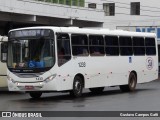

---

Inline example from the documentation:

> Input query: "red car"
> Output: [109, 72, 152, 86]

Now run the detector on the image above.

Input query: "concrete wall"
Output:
[0, 0, 159, 31]
[0, 0, 104, 23]
[97, 0, 160, 29]
[0, 0, 105, 35]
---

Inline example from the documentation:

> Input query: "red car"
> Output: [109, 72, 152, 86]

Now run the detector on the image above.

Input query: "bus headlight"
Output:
[44, 74, 57, 83]
[7, 75, 12, 81]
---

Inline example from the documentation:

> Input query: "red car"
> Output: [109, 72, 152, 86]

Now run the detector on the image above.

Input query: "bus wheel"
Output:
[119, 72, 137, 92]
[89, 87, 104, 94]
[29, 92, 42, 99]
[70, 76, 83, 98]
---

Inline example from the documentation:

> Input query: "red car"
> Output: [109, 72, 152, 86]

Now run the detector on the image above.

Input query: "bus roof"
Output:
[9, 26, 156, 38]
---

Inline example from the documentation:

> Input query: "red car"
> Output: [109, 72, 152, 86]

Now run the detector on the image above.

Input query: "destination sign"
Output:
[9, 29, 51, 38]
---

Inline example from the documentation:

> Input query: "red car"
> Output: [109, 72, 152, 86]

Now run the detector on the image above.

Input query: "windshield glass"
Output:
[7, 37, 55, 72]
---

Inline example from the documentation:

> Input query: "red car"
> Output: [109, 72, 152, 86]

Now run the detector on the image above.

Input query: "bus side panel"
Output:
[0, 62, 7, 87]
[136, 56, 158, 84]
[51, 60, 81, 91]
[0, 76, 7, 87]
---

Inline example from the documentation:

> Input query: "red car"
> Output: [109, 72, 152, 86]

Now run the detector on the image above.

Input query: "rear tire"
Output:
[70, 76, 83, 98]
[120, 72, 137, 92]
[29, 92, 42, 99]
[89, 87, 104, 94]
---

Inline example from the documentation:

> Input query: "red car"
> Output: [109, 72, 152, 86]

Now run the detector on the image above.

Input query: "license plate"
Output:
[25, 86, 34, 90]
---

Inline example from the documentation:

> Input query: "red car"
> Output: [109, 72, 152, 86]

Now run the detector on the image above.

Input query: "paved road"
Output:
[0, 79, 160, 120]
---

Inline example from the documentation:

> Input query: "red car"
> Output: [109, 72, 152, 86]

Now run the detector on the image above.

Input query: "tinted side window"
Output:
[133, 37, 144, 46]
[119, 36, 132, 46]
[119, 36, 133, 56]
[145, 38, 155, 46]
[71, 34, 89, 56]
[133, 37, 145, 56]
[57, 33, 71, 66]
[145, 38, 156, 55]
[89, 35, 104, 56]
[105, 36, 119, 56]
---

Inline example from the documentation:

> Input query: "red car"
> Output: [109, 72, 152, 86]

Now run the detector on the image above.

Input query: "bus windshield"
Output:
[7, 37, 55, 73]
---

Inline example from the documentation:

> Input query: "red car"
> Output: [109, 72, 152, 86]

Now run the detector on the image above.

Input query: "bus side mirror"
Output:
[1, 42, 8, 62]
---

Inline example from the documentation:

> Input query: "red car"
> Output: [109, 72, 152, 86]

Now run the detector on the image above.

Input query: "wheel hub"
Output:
[75, 81, 81, 93]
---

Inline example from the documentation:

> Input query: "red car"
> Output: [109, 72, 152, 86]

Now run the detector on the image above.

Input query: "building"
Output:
[0, 0, 104, 35]
[0, 0, 160, 66]
[96, 0, 160, 68]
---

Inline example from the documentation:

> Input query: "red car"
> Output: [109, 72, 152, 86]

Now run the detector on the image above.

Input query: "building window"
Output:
[88, 3, 96, 9]
[59, 0, 65, 4]
[52, 0, 58, 3]
[79, 0, 85, 7]
[72, 0, 78, 6]
[37, 0, 85, 7]
[65, 0, 71, 6]
[131, 2, 140, 15]
[103, 3, 115, 16]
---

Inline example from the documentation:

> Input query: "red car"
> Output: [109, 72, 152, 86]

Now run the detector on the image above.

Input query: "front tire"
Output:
[70, 76, 83, 98]
[29, 92, 42, 99]
[120, 72, 137, 92]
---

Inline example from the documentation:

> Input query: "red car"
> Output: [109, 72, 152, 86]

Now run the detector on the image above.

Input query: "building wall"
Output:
[0, 0, 160, 28]
[0, 0, 104, 22]
[0, 0, 160, 32]
[0, 0, 104, 35]
[98, 0, 160, 29]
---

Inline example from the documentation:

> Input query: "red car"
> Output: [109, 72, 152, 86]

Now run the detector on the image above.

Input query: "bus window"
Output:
[105, 36, 119, 56]
[133, 37, 145, 56]
[89, 35, 104, 56]
[119, 36, 133, 56]
[145, 38, 156, 55]
[71, 34, 89, 56]
[57, 33, 71, 66]
[1, 42, 8, 62]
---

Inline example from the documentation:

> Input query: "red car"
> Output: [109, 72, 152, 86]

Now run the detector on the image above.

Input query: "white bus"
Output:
[0, 36, 8, 88]
[7, 27, 158, 98]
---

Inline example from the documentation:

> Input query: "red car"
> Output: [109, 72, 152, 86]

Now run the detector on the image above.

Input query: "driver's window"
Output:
[57, 33, 71, 66]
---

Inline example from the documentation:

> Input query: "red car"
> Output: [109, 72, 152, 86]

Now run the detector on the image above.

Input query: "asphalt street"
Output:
[0, 79, 160, 120]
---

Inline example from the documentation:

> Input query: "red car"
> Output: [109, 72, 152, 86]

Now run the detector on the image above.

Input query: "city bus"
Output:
[0, 35, 8, 88]
[7, 27, 158, 98]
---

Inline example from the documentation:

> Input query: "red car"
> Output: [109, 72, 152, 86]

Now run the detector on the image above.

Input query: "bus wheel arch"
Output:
[73, 73, 85, 88]
[120, 71, 137, 92]
[69, 73, 85, 97]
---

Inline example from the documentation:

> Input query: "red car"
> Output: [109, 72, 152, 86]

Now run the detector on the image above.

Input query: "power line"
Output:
[28, 0, 160, 14]
[101, 0, 160, 10]
[104, 19, 160, 23]
[115, 5, 160, 13]
[1, 0, 160, 22]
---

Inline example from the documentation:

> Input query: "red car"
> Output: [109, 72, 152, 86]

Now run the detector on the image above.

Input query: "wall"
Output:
[0, 0, 104, 22]
[90, 0, 160, 29]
